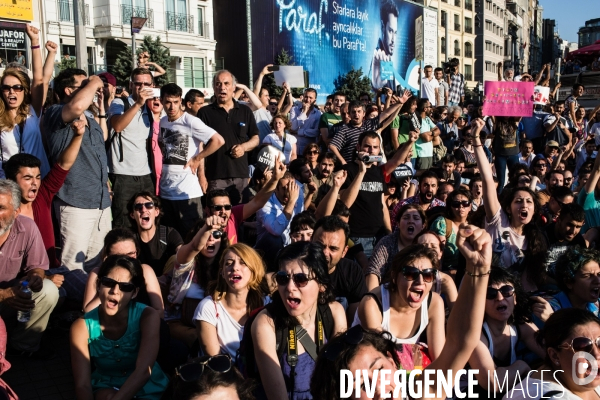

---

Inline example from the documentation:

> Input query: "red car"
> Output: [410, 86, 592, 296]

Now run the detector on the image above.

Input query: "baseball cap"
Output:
[97, 72, 116, 87]
[546, 140, 559, 148]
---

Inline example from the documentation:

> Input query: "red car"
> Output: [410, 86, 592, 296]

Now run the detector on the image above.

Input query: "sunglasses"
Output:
[133, 82, 152, 87]
[308, 150, 319, 155]
[486, 285, 515, 300]
[518, 178, 531, 184]
[1, 84, 24, 93]
[535, 164, 547, 168]
[402, 267, 437, 283]
[133, 202, 155, 211]
[451, 200, 471, 208]
[324, 324, 365, 361]
[275, 271, 313, 288]
[559, 337, 600, 354]
[99, 276, 136, 292]
[211, 204, 232, 211]
[175, 354, 232, 382]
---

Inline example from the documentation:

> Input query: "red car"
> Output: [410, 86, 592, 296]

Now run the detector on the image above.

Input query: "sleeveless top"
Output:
[381, 285, 429, 345]
[482, 321, 518, 367]
[84, 302, 169, 399]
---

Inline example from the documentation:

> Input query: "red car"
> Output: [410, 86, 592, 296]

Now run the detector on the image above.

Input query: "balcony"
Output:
[166, 11, 194, 33]
[465, 73, 473, 81]
[454, 48, 461, 56]
[198, 21, 210, 39]
[465, 0, 473, 10]
[454, 0, 461, 6]
[465, 50, 473, 57]
[121, 4, 154, 29]
[58, 0, 90, 24]
[465, 26, 472, 33]
[454, 23, 461, 31]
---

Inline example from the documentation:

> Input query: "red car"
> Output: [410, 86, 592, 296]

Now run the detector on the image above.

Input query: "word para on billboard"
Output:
[278, 0, 327, 40]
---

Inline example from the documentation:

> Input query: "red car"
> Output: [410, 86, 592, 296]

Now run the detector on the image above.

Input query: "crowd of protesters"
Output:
[2, 24, 600, 400]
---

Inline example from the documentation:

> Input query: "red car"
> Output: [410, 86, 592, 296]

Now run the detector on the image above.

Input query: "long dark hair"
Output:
[383, 244, 439, 291]
[269, 241, 335, 329]
[445, 188, 473, 220]
[185, 219, 228, 291]
[97, 255, 145, 291]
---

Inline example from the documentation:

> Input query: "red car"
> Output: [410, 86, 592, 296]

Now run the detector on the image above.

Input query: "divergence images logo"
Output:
[573, 351, 598, 385]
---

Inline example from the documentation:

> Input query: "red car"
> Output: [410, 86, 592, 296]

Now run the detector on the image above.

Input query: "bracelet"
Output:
[473, 143, 483, 147]
[466, 269, 491, 277]
[31, 45, 40, 49]
[98, 115, 107, 118]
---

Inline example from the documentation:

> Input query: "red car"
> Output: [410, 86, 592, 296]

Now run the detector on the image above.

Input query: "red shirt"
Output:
[33, 164, 69, 268]
[226, 204, 245, 244]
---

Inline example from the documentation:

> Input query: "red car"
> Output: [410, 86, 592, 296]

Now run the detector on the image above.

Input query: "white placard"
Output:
[274, 66, 305, 88]
[423, 9, 438, 69]
[533, 86, 550, 105]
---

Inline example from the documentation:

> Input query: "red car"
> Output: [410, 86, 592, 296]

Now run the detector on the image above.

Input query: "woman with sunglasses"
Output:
[173, 355, 254, 400]
[311, 224, 493, 400]
[530, 156, 549, 189]
[431, 188, 472, 272]
[194, 243, 268, 358]
[166, 216, 228, 348]
[547, 247, 600, 320]
[83, 228, 164, 316]
[0, 25, 53, 179]
[507, 308, 600, 400]
[263, 114, 297, 164]
[71, 255, 169, 400]
[302, 143, 320, 174]
[466, 267, 544, 399]
[252, 241, 347, 400]
[357, 245, 445, 363]
[471, 119, 548, 292]
[366, 204, 426, 291]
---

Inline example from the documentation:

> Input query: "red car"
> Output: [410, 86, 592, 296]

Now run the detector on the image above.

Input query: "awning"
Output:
[60, 37, 97, 47]
[163, 43, 206, 53]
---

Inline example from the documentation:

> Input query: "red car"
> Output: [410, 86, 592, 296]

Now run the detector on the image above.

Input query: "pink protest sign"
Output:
[482, 81, 534, 117]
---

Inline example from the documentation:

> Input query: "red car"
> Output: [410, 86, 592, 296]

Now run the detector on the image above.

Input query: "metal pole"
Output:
[445, 13, 449, 63]
[132, 31, 137, 69]
[73, 0, 88, 71]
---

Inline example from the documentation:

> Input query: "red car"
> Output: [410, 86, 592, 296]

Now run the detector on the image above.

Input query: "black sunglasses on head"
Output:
[402, 267, 437, 283]
[175, 354, 232, 382]
[99, 277, 136, 292]
[133, 202, 155, 211]
[486, 285, 515, 300]
[275, 271, 313, 288]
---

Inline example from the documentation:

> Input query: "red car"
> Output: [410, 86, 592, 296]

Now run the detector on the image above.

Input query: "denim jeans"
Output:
[350, 236, 377, 259]
[494, 154, 520, 193]
[448, 101, 460, 107]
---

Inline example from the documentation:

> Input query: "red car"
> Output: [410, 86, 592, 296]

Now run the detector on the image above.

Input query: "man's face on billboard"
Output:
[382, 13, 398, 56]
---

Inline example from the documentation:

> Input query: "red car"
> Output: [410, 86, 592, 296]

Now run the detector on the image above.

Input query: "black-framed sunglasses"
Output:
[99, 276, 136, 292]
[324, 324, 365, 361]
[133, 202, 155, 211]
[534, 163, 547, 168]
[450, 200, 471, 208]
[211, 204, 232, 211]
[175, 354, 233, 382]
[402, 267, 437, 283]
[486, 285, 515, 300]
[133, 82, 152, 87]
[559, 336, 600, 353]
[275, 271, 313, 288]
[1, 84, 24, 93]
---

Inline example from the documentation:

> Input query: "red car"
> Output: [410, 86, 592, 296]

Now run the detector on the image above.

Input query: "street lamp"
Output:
[131, 17, 148, 68]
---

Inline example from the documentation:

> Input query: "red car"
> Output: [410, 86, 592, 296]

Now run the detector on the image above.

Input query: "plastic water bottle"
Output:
[16, 281, 32, 323]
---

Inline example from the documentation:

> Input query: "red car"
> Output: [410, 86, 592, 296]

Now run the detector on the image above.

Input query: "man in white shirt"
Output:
[289, 88, 322, 154]
[420, 65, 439, 107]
[159, 83, 225, 236]
[518, 140, 536, 167]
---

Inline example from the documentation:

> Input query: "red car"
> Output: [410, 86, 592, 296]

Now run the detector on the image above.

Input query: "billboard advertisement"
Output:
[0, 0, 33, 22]
[250, 0, 437, 102]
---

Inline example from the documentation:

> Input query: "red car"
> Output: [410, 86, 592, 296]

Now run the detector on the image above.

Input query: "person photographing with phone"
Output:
[289, 88, 322, 155]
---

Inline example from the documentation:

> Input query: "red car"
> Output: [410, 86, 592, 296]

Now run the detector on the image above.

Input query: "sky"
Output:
[540, 1, 591, 44]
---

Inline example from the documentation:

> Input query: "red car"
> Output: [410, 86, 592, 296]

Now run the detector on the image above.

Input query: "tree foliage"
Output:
[58, 56, 76, 72]
[333, 67, 372, 102]
[112, 35, 172, 86]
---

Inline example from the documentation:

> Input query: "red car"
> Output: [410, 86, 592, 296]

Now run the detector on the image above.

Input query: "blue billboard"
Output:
[250, 0, 436, 101]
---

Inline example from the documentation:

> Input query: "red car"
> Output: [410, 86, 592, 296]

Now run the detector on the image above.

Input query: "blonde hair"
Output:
[209, 243, 266, 314]
[0, 70, 31, 132]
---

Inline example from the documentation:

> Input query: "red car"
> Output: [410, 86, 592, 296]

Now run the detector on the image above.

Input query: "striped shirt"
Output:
[44, 104, 110, 210]
[448, 72, 465, 104]
[330, 118, 380, 163]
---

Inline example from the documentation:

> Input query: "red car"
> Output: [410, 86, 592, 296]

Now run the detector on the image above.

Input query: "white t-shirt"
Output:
[421, 77, 440, 106]
[159, 112, 216, 200]
[263, 132, 297, 164]
[194, 295, 271, 358]
[504, 377, 600, 400]
[485, 208, 527, 269]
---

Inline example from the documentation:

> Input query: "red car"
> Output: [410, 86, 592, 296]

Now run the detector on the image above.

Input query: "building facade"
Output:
[474, 0, 506, 83]
[578, 18, 600, 48]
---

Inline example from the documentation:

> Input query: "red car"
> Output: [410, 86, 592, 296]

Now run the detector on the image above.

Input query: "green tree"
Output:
[58, 56, 76, 72]
[112, 35, 173, 86]
[262, 48, 304, 98]
[333, 67, 372, 102]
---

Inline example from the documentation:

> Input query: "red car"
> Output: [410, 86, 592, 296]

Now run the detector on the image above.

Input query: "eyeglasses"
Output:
[1, 84, 24, 93]
[133, 82, 152, 87]
[99, 276, 136, 292]
[275, 271, 314, 288]
[210, 204, 232, 211]
[559, 337, 600, 353]
[485, 285, 515, 300]
[175, 354, 233, 382]
[308, 150, 319, 155]
[324, 324, 365, 361]
[133, 202, 155, 211]
[535, 164, 547, 168]
[401, 267, 437, 283]
[450, 200, 472, 208]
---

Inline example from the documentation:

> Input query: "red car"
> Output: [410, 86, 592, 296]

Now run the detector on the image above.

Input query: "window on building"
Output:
[454, 40, 460, 56]
[465, 17, 472, 33]
[465, 64, 472, 80]
[441, 11, 447, 27]
[183, 57, 205, 88]
[166, 0, 189, 32]
[485, 41, 491, 51]
[441, 37, 446, 53]
[465, 42, 472, 57]
[197, 6, 205, 37]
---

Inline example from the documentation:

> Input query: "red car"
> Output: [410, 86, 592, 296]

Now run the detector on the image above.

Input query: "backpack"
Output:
[235, 302, 335, 393]
[106, 97, 131, 161]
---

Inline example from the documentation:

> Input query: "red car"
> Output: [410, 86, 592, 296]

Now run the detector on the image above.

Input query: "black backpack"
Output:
[235, 302, 335, 393]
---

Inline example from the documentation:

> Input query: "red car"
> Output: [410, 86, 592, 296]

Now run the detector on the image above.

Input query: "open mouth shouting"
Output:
[106, 297, 119, 310]
[286, 296, 301, 310]
[229, 273, 242, 285]
[518, 209, 529, 222]
[408, 288, 424, 304]
[406, 225, 415, 235]
[591, 286, 600, 300]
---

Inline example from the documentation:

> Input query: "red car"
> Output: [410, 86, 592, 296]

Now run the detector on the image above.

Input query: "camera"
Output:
[361, 155, 383, 164]
[442, 58, 459, 75]
[212, 230, 223, 239]
[116, 87, 123, 95]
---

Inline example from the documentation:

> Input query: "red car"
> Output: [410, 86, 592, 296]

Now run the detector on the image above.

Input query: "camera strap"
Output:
[286, 310, 324, 396]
